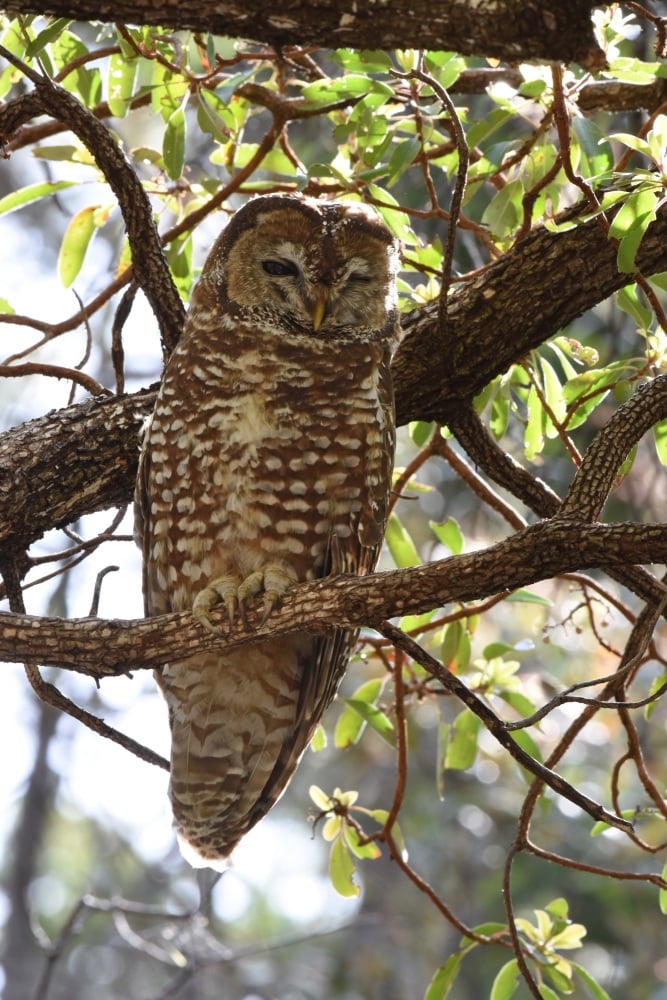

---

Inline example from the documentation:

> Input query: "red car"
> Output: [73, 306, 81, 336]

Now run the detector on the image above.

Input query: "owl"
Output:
[135, 195, 400, 866]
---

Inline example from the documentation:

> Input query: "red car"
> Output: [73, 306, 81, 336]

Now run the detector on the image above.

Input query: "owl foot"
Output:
[192, 564, 299, 635]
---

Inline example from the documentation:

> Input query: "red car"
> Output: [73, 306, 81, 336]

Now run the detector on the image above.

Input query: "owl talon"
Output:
[193, 576, 241, 635]
[192, 565, 298, 633]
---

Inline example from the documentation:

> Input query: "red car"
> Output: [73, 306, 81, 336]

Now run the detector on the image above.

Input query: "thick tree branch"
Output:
[393, 202, 667, 426]
[2, 1, 604, 67]
[0, 389, 156, 555]
[1, 520, 666, 676]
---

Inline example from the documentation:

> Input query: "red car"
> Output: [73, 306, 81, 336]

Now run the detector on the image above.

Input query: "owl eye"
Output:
[348, 271, 370, 283]
[262, 259, 298, 277]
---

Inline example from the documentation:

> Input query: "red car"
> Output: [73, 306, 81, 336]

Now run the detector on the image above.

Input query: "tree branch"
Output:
[1, 1, 604, 67]
[393, 201, 667, 426]
[1, 520, 666, 676]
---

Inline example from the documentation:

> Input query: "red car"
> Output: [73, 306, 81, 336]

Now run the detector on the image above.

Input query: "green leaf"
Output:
[660, 860, 667, 915]
[524, 383, 544, 459]
[546, 897, 569, 920]
[24, 18, 71, 59]
[388, 137, 421, 185]
[423, 954, 463, 1000]
[645, 672, 667, 720]
[499, 689, 537, 719]
[310, 723, 327, 752]
[385, 513, 420, 567]
[572, 116, 613, 179]
[490, 959, 520, 1000]
[441, 621, 462, 669]
[410, 420, 433, 446]
[344, 824, 381, 860]
[107, 50, 138, 118]
[482, 179, 523, 239]
[163, 106, 187, 180]
[570, 963, 613, 1000]
[58, 205, 99, 287]
[506, 589, 552, 607]
[459, 922, 507, 948]
[0, 179, 77, 216]
[329, 835, 360, 897]
[539, 357, 566, 437]
[334, 701, 366, 749]
[511, 727, 543, 768]
[430, 517, 464, 555]
[616, 283, 652, 328]
[309, 784, 332, 811]
[366, 183, 418, 245]
[538, 985, 559, 1000]
[344, 698, 395, 745]
[609, 188, 659, 273]
[444, 709, 480, 771]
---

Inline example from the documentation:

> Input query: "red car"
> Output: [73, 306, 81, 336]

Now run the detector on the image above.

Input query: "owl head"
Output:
[192, 195, 401, 340]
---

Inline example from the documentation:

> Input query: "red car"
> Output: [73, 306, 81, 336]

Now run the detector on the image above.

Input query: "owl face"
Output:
[199, 196, 401, 339]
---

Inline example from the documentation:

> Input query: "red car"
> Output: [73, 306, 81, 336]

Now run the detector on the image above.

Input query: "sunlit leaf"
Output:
[343, 698, 395, 745]
[609, 187, 660, 273]
[490, 959, 520, 1000]
[163, 106, 187, 180]
[660, 860, 667, 915]
[423, 954, 463, 1000]
[25, 18, 71, 59]
[443, 709, 480, 771]
[344, 824, 381, 860]
[58, 205, 99, 286]
[385, 513, 420, 567]
[0, 180, 78, 216]
[570, 963, 613, 1000]
[524, 383, 544, 459]
[430, 517, 464, 555]
[329, 835, 360, 897]
[310, 723, 327, 752]
[506, 589, 551, 607]
[107, 50, 138, 117]
[309, 784, 332, 811]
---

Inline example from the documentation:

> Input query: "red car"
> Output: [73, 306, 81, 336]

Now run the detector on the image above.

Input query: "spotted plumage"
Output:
[135, 195, 400, 865]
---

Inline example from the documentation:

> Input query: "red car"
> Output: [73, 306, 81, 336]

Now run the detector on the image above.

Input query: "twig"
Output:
[377, 621, 633, 833]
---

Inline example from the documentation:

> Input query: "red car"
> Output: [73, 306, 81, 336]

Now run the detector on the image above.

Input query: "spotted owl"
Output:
[135, 195, 400, 866]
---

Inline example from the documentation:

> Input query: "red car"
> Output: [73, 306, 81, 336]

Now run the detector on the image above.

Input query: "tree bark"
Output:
[1, 520, 666, 676]
[3, 0, 604, 67]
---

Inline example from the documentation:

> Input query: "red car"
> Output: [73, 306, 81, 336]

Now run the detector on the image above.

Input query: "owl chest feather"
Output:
[143, 324, 391, 612]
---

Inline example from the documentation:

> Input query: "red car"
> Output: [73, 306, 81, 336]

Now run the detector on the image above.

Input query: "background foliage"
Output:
[1, 6, 667, 999]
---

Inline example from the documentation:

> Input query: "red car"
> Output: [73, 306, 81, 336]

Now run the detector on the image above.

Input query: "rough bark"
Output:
[0, 389, 156, 554]
[393, 202, 667, 426]
[2, 0, 604, 67]
[1, 520, 666, 677]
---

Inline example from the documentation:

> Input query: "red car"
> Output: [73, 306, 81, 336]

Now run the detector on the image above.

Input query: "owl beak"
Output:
[311, 294, 327, 331]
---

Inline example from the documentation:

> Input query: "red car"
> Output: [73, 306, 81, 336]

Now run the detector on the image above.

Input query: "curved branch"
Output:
[561, 375, 667, 519]
[0, 75, 184, 357]
[1, 520, 666, 676]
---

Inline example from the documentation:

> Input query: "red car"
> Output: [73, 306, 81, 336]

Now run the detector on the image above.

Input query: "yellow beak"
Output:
[311, 296, 327, 331]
